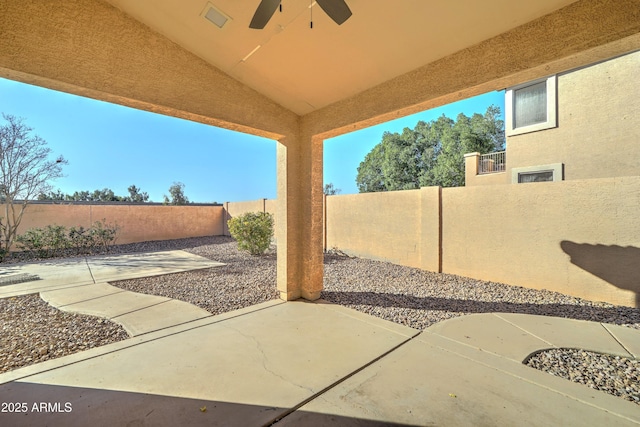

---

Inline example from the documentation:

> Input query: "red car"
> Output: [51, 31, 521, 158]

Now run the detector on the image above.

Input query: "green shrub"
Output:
[16, 219, 120, 258]
[227, 212, 274, 256]
[44, 224, 69, 257]
[16, 228, 48, 257]
[90, 219, 120, 251]
[68, 225, 94, 254]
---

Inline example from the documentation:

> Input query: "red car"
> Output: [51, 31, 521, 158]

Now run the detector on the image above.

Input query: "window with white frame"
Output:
[505, 76, 557, 136]
[511, 163, 563, 184]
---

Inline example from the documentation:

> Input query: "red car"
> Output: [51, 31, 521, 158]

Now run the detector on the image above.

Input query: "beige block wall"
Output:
[507, 50, 640, 181]
[325, 189, 437, 269]
[442, 176, 640, 307]
[7, 204, 224, 246]
[322, 177, 639, 308]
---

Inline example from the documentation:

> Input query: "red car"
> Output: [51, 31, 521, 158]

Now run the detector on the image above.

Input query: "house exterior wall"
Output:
[5, 203, 224, 246]
[466, 50, 640, 186]
[506, 50, 640, 182]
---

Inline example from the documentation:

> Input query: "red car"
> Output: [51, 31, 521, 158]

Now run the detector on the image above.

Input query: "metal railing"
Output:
[478, 151, 506, 174]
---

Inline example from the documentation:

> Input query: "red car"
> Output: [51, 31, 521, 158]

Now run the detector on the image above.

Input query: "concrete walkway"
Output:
[1, 299, 638, 426]
[40, 283, 213, 336]
[0, 250, 225, 298]
[0, 250, 223, 336]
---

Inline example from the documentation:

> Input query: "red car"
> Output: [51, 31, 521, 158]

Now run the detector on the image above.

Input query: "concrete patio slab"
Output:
[0, 258, 94, 297]
[112, 299, 212, 336]
[495, 313, 634, 358]
[86, 250, 225, 283]
[603, 324, 640, 359]
[0, 304, 638, 426]
[0, 300, 417, 426]
[277, 330, 640, 427]
[0, 300, 285, 385]
[425, 312, 552, 361]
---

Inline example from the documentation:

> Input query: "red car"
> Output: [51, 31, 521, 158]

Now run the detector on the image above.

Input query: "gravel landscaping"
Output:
[1, 235, 639, 405]
[526, 349, 640, 405]
[0, 294, 128, 374]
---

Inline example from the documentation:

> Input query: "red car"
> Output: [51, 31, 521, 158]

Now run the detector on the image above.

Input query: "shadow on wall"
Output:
[560, 241, 640, 307]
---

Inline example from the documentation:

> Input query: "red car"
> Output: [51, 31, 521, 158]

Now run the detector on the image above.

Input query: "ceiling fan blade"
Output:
[316, 0, 352, 25]
[249, 0, 281, 29]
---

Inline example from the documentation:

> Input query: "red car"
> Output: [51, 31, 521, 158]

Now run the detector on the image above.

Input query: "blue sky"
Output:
[0, 77, 504, 202]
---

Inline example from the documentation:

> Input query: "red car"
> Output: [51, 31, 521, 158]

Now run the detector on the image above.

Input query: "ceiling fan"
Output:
[249, 0, 352, 29]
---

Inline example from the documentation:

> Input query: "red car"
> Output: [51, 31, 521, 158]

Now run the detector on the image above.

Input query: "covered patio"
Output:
[1, 0, 640, 425]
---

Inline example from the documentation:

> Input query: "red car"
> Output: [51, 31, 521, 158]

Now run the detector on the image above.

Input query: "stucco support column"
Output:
[464, 152, 480, 186]
[276, 134, 324, 301]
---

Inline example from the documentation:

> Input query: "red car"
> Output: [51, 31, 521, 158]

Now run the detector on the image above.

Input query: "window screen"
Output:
[514, 81, 547, 128]
[518, 171, 554, 183]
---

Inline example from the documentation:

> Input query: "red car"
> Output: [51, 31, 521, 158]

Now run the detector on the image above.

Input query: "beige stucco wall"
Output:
[225, 199, 270, 217]
[321, 176, 639, 308]
[443, 176, 640, 308]
[506, 50, 640, 181]
[325, 188, 440, 270]
[7, 204, 224, 246]
[326, 190, 421, 268]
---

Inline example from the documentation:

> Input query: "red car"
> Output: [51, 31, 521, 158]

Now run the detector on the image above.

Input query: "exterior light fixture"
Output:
[202, 3, 231, 29]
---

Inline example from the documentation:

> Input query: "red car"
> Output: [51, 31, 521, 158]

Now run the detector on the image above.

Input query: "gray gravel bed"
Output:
[113, 237, 278, 315]
[526, 349, 640, 405]
[2, 235, 639, 408]
[321, 253, 640, 330]
[0, 294, 129, 373]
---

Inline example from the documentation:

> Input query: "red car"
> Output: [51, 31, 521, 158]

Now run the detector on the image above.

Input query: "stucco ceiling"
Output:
[104, 0, 579, 115]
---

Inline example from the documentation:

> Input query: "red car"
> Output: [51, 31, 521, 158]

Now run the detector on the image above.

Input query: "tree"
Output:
[38, 184, 151, 202]
[163, 182, 189, 205]
[91, 188, 120, 202]
[124, 185, 149, 203]
[0, 114, 67, 259]
[356, 105, 504, 191]
[37, 189, 66, 201]
[323, 183, 341, 195]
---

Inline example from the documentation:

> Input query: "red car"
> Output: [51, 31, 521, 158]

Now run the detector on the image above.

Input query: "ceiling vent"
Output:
[202, 3, 231, 29]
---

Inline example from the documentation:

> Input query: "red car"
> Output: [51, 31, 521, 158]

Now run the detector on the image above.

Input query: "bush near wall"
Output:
[227, 212, 274, 255]
[15, 219, 120, 259]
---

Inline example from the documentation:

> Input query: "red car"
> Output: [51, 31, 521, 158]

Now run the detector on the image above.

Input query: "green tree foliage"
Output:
[38, 184, 150, 202]
[0, 114, 67, 260]
[227, 212, 274, 256]
[163, 182, 189, 205]
[356, 105, 504, 191]
[323, 183, 341, 195]
[125, 185, 149, 202]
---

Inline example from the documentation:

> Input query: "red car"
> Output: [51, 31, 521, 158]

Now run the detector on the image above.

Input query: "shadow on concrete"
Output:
[560, 241, 640, 307]
[0, 382, 412, 427]
[321, 291, 640, 327]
